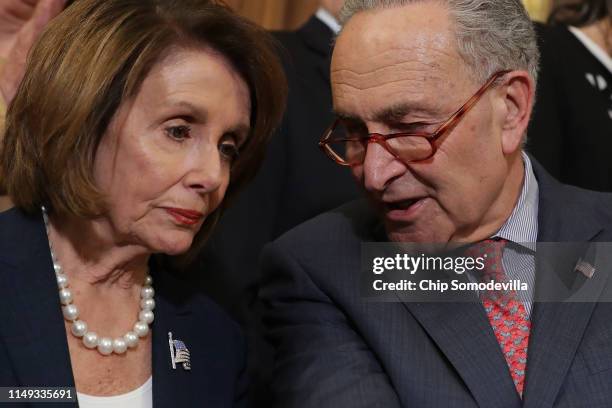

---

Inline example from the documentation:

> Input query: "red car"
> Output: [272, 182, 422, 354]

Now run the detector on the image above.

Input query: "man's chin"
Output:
[386, 229, 432, 244]
[384, 222, 448, 244]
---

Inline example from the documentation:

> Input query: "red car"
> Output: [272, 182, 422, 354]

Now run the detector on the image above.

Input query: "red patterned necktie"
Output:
[468, 239, 531, 396]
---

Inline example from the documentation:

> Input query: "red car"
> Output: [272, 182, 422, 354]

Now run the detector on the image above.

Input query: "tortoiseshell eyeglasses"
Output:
[318, 70, 511, 166]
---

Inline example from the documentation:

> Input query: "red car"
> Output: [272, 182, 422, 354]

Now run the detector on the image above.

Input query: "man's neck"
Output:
[454, 152, 526, 243]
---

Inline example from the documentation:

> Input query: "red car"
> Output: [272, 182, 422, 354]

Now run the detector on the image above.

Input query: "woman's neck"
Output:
[46, 212, 151, 289]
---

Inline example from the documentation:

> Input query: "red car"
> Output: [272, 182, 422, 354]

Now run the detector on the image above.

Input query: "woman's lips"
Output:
[164, 208, 204, 226]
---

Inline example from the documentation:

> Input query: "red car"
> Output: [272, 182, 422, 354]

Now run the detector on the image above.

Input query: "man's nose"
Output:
[362, 140, 407, 193]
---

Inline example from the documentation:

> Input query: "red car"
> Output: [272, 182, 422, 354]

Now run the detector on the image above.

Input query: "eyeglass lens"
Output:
[326, 121, 434, 165]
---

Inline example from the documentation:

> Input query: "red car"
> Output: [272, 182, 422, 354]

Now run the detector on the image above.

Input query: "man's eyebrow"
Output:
[373, 103, 434, 123]
[333, 103, 435, 123]
[333, 110, 359, 122]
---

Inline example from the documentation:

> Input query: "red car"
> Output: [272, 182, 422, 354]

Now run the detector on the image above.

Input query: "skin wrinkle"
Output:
[332, 40, 465, 121]
[332, 2, 528, 244]
[333, 69, 462, 128]
[46, 44, 253, 396]
[332, 47, 457, 81]
[51, 47, 250, 288]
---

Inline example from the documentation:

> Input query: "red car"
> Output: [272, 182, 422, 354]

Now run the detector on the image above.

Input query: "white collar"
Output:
[315, 7, 341, 35]
[568, 26, 612, 75]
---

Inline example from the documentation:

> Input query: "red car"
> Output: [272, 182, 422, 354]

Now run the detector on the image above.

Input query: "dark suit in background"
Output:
[528, 23, 612, 191]
[186, 15, 359, 405]
[0, 208, 248, 407]
[260, 160, 612, 407]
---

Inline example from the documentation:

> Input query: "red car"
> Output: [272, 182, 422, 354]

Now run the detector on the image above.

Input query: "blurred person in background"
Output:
[0, 1, 285, 407]
[528, 0, 612, 191]
[192, 0, 357, 405]
[0, 0, 66, 212]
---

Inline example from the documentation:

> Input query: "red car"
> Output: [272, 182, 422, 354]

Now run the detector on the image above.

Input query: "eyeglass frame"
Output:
[318, 70, 512, 167]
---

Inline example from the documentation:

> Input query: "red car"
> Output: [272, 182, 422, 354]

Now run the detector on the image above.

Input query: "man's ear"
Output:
[498, 71, 534, 155]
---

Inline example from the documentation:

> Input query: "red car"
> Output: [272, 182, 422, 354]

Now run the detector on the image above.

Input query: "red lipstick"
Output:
[164, 208, 204, 226]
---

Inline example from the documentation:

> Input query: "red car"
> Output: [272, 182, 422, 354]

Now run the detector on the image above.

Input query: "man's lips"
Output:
[163, 207, 204, 226]
[383, 197, 427, 222]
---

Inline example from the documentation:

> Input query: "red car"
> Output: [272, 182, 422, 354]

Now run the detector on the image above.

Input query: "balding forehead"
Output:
[333, 2, 459, 64]
[330, 3, 474, 121]
[331, 3, 465, 91]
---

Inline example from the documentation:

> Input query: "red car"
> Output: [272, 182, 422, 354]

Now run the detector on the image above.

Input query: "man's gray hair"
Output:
[338, 0, 540, 86]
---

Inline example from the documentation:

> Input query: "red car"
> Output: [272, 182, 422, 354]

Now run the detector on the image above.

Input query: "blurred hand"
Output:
[0, 0, 66, 105]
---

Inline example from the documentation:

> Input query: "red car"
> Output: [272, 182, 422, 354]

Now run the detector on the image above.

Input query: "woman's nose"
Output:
[184, 143, 226, 195]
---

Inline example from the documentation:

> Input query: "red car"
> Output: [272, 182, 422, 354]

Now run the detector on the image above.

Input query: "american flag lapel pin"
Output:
[168, 332, 191, 370]
[575, 258, 595, 279]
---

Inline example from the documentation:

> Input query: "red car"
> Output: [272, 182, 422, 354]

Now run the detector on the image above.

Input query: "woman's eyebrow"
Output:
[167, 100, 209, 122]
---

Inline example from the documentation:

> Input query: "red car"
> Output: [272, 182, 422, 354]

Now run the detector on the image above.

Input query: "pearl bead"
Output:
[97, 337, 113, 355]
[134, 321, 149, 338]
[123, 332, 138, 348]
[139, 310, 154, 324]
[141, 286, 154, 299]
[70, 320, 87, 337]
[53, 263, 63, 275]
[140, 298, 155, 311]
[83, 332, 98, 349]
[58, 288, 73, 305]
[112, 338, 128, 354]
[56, 274, 68, 289]
[42, 207, 155, 357]
[62, 304, 79, 321]
[124, 331, 139, 348]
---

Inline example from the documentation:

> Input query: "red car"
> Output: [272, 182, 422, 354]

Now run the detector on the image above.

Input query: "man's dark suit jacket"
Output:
[260, 159, 612, 407]
[0, 208, 248, 407]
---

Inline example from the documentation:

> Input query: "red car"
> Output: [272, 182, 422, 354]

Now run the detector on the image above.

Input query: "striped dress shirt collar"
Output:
[493, 152, 539, 247]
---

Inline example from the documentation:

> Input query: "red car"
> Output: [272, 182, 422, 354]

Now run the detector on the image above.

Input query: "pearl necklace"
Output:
[42, 206, 155, 356]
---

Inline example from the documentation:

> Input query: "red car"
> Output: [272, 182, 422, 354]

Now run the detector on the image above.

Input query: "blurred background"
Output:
[224, 0, 557, 30]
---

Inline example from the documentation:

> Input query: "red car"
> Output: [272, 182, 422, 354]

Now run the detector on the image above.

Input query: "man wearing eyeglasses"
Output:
[260, 1, 612, 407]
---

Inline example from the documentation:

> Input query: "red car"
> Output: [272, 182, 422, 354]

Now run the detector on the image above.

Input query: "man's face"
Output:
[331, 2, 517, 243]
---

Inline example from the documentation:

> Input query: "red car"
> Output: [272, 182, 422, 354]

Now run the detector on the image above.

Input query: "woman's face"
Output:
[93, 47, 251, 255]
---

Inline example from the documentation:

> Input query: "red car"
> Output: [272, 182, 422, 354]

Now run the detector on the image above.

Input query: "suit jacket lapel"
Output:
[1, 210, 240, 407]
[151, 261, 198, 408]
[387, 158, 611, 407]
[0, 210, 76, 404]
[397, 297, 522, 407]
[523, 160, 609, 408]
[377, 219, 522, 407]
[151, 260, 244, 408]
[297, 16, 333, 84]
